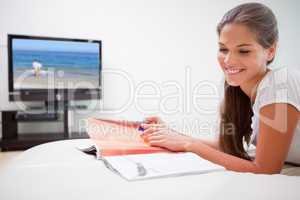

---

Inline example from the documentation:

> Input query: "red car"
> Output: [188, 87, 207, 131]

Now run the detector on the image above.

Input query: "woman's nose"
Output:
[224, 53, 236, 66]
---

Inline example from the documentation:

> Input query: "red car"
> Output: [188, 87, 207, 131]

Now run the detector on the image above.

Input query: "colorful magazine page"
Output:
[87, 118, 169, 157]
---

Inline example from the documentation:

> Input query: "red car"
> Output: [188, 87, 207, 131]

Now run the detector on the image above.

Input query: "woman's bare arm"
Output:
[186, 103, 299, 174]
[196, 138, 220, 151]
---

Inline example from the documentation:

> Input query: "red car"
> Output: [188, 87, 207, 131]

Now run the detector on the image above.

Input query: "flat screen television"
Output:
[7, 34, 102, 102]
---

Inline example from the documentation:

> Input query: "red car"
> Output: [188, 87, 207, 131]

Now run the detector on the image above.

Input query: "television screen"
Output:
[8, 35, 101, 101]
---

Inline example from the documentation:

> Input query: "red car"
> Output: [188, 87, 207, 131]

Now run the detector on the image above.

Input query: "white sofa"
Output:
[0, 139, 300, 200]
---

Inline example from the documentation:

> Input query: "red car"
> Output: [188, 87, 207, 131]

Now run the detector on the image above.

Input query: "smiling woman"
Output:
[216, 2, 279, 160]
[141, 2, 300, 174]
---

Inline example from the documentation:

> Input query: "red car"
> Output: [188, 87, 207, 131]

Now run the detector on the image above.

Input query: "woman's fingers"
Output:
[141, 127, 162, 136]
[148, 139, 165, 146]
[147, 135, 164, 142]
[141, 123, 166, 129]
[142, 130, 166, 141]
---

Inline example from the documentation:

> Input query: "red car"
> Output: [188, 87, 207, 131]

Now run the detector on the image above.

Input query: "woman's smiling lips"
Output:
[225, 68, 246, 75]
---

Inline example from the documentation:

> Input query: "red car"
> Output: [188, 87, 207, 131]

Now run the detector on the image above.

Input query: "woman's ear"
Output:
[267, 43, 277, 62]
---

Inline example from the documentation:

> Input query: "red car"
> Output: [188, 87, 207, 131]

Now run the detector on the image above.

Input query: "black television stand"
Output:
[16, 100, 61, 123]
[0, 101, 88, 151]
[15, 112, 58, 121]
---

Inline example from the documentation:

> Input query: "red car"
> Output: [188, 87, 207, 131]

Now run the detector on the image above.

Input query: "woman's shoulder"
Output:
[258, 67, 300, 91]
[254, 67, 300, 111]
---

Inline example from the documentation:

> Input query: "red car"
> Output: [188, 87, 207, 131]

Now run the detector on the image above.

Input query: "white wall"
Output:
[0, 0, 299, 137]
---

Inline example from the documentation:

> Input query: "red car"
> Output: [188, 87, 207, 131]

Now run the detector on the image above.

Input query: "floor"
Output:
[0, 151, 23, 170]
[281, 165, 300, 176]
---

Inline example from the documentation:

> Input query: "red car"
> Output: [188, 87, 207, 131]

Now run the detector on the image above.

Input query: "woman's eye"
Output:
[239, 50, 250, 54]
[219, 48, 228, 53]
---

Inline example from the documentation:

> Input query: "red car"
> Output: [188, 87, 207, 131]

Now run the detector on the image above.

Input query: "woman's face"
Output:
[217, 23, 273, 87]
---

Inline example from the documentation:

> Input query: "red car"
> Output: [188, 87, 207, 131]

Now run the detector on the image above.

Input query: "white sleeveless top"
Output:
[250, 67, 300, 164]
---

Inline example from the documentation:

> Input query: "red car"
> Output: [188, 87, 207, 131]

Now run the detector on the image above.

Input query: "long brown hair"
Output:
[217, 3, 278, 160]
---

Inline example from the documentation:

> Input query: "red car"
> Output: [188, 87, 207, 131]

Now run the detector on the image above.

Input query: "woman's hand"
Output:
[143, 116, 165, 124]
[140, 123, 195, 152]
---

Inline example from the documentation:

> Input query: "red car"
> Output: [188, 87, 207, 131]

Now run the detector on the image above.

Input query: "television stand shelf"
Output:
[0, 109, 88, 151]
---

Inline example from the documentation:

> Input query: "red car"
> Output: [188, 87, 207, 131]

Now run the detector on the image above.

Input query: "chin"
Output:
[226, 79, 241, 87]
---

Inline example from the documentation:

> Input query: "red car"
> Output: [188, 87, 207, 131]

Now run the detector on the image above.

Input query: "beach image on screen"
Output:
[12, 38, 100, 89]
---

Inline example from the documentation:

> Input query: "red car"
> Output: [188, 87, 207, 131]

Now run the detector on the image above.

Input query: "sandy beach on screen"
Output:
[13, 66, 99, 89]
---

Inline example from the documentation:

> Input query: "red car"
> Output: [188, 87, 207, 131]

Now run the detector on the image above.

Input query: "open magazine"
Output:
[81, 117, 225, 181]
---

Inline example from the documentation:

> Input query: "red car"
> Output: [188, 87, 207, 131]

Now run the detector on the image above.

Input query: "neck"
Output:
[240, 68, 269, 103]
